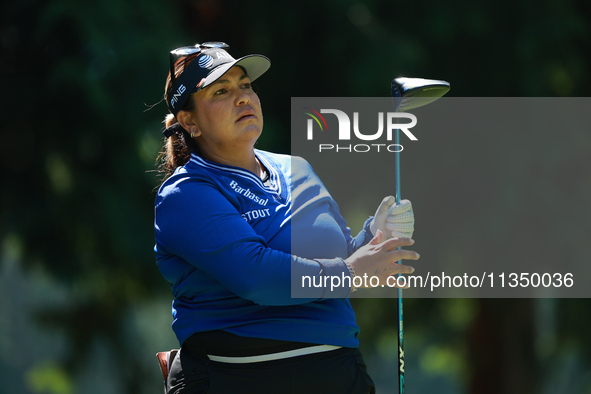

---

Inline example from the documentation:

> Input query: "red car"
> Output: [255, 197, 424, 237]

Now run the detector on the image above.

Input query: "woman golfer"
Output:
[154, 42, 419, 393]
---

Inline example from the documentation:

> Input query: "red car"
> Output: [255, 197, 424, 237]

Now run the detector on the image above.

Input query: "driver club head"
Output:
[391, 77, 450, 111]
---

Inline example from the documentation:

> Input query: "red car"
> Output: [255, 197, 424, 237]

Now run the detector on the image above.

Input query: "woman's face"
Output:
[189, 66, 263, 155]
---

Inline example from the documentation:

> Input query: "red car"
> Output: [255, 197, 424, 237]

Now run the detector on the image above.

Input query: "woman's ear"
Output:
[177, 110, 201, 138]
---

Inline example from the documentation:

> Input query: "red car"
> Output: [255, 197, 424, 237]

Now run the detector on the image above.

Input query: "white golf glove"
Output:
[370, 196, 415, 239]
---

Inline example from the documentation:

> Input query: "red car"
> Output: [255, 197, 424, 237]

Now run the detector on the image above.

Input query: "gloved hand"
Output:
[370, 196, 415, 239]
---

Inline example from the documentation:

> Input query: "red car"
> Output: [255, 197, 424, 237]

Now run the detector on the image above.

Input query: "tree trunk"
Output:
[467, 299, 539, 394]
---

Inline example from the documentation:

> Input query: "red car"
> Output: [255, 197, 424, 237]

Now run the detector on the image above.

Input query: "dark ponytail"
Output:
[155, 55, 200, 181]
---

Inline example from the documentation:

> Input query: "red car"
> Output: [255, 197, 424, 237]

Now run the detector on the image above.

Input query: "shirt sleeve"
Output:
[155, 177, 352, 305]
[347, 216, 375, 255]
[298, 156, 374, 256]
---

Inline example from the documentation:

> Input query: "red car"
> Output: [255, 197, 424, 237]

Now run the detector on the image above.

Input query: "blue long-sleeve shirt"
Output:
[154, 150, 374, 347]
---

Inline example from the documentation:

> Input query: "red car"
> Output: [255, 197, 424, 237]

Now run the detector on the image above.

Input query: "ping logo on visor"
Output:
[170, 84, 187, 109]
[167, 51, 219, 113]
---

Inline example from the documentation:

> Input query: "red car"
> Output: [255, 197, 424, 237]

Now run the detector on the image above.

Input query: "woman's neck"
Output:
[199, 147, 259, 175]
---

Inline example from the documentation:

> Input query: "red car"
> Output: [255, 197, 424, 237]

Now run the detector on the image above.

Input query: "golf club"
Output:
[391, 77, 450, 394]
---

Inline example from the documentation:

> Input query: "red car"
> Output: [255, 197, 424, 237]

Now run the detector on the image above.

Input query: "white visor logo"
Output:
[198, 54, 214, 69]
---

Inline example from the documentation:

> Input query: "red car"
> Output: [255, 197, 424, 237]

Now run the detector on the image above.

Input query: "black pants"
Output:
[166, 346, 375, 393]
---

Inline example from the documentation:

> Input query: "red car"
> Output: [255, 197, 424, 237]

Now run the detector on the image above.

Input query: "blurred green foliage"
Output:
[1, 0, 590, 392]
